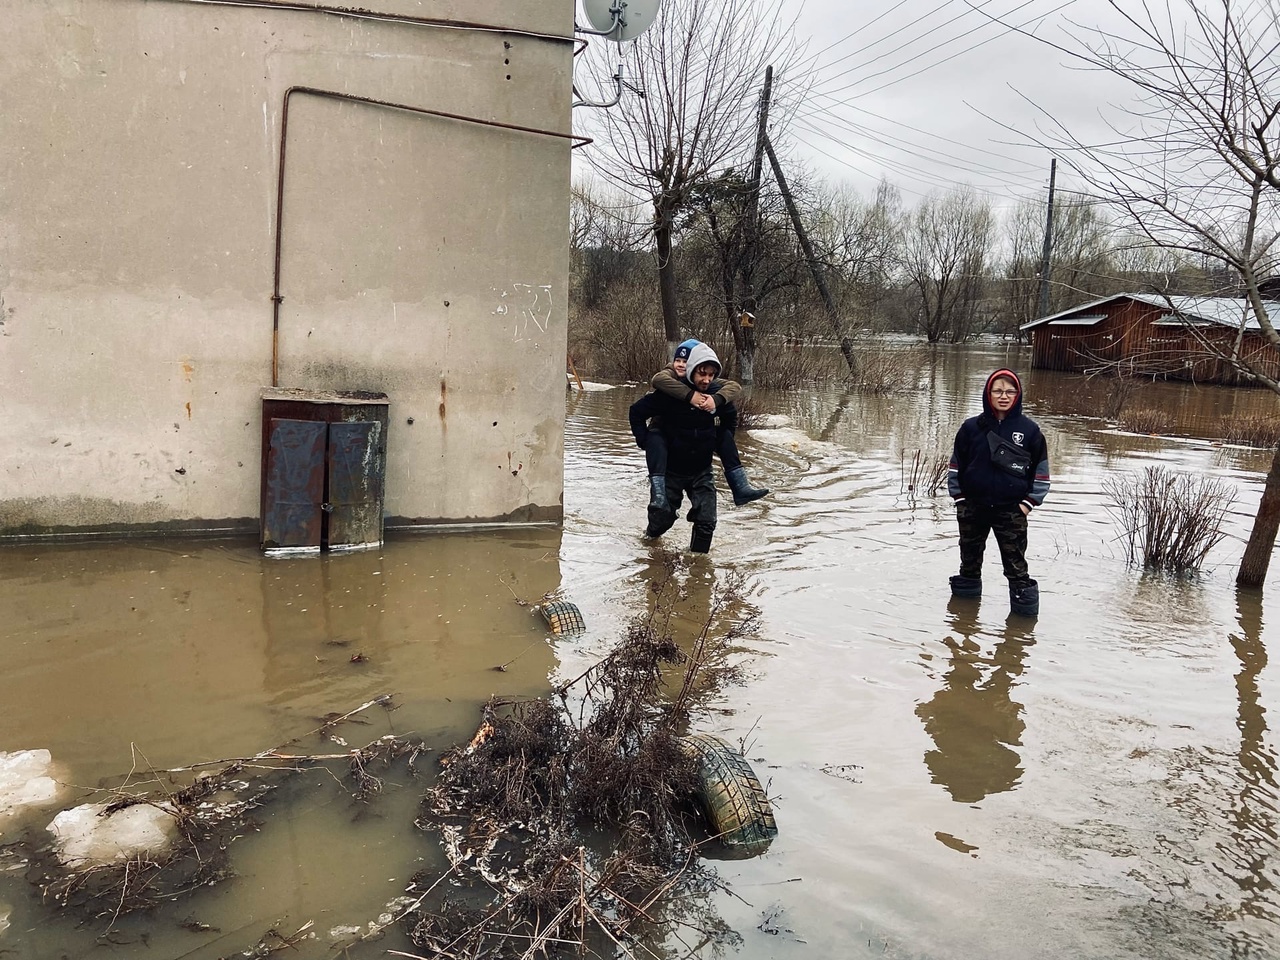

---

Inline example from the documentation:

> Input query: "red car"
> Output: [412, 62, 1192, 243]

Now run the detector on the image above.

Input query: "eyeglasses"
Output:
[990, 389, 1017, 397]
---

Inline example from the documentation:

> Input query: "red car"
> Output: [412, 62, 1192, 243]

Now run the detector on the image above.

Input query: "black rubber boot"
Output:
[949, 575, 982, 599]
[648, 475, 670, 512]
[726, 466, 769, 506]
[690, 526, 714, 553]
[1009, 578, 1039, 617]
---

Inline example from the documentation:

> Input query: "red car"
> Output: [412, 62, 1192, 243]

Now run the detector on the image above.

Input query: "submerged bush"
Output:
[854, 344, 921, 394]
[901, 449, 950, 498]
[1119, 407, 1175, 435]
[1224, 416, 1280, 448]
[1103, 466, 1235, 573]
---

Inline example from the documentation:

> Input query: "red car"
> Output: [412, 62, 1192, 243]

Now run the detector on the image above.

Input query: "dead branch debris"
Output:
[16, 695, 422, 923]
[407, 554, 759, 958]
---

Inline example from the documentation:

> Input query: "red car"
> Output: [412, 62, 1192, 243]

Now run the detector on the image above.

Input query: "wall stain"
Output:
[438, 379, 447, 426]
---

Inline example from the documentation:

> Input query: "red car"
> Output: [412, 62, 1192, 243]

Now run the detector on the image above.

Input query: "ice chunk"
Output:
[0, 749, 61, 822]
[47, 802, 178, 866]
[0, 901, 10, 937]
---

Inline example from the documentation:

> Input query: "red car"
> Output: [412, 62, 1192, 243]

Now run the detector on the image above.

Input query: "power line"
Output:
[805, 0, 1064, 107]
[798, 111, 1045, 184]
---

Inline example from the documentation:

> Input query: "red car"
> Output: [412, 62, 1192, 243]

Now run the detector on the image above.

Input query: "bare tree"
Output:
[1026, 0, 1280, 585]
[811, 179, 905, 332]
[901, 186, 995, 343]
[1003, 195, 1120, 333]
[581, 0, 801, 350]
[570, 178, 650, 309]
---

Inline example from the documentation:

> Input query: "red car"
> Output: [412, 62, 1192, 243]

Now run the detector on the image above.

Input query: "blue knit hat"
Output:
[673, 338, 700, 362]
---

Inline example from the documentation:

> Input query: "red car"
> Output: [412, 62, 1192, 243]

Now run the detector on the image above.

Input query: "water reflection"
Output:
[1224, 589, 1278, 928]
[916, 597, 1032, 804]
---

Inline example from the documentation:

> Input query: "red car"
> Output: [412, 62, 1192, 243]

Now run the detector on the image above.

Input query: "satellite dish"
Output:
[581, 0, 661, 42]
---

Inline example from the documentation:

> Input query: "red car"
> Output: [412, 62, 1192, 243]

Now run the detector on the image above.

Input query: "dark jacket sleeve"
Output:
[1024, 430, 1050, 510]
[947, 424, 968, 500]
[718, 401, 739, 434]
[629, 393, 659, 449]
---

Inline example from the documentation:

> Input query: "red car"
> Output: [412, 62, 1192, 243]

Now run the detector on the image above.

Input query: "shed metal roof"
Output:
[1020, 293, 1280, 332]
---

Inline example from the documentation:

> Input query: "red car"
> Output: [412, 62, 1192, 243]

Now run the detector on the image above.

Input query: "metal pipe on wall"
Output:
[151, 0, 576, 46]
[270, 86, 591, 386]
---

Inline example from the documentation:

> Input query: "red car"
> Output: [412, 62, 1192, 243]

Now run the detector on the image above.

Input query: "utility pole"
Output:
[1036, 158, 1057, 322]
[736, 65, 773, 386]
[764, 136, 857, 379]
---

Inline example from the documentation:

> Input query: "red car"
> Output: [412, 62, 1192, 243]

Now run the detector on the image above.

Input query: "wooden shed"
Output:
[1021, 294, 1280, 385]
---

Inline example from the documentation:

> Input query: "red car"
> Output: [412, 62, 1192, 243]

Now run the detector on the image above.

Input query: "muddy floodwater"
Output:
[2, 343, 1280, 959]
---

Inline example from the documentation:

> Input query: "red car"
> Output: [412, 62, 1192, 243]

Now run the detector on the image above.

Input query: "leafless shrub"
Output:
[749, 339, 843, 388]
[1224, 416, 1280, 448]
[410, 556, 759, 957]
[901, 449, 949, 498]
[1100, 374, 1137, 420]
[1103, 466, 1235, 572]
[855, 344, 919, 394]
[567, 277, 668, 381]
[1119, 407, 1175, 435]
[733, 392, 767, 432]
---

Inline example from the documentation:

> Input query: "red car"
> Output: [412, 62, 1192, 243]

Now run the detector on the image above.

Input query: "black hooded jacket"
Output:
[947, 369, 1050, 511]
[629, 385, 737, 475]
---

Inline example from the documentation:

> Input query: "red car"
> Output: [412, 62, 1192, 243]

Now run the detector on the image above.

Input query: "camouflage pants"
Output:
[956, 501, 1030, 583]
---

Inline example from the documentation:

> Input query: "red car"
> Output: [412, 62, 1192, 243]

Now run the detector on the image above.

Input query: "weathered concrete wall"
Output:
[0, 0, 573, 538]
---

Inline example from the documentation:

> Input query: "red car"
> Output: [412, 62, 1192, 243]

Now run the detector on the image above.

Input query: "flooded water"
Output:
[2, 343, 1279, 959]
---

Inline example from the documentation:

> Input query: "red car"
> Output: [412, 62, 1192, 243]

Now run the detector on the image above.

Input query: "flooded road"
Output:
[2, 343, 1279, 958]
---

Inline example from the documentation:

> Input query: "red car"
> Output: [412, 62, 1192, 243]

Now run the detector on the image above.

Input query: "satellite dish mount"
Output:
[579, 0, 660, 43]
[573, 0, 661, 109]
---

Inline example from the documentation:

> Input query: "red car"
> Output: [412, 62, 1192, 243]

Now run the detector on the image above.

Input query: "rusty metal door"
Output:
[326, 420, 384, 550]
[263, 418, 327, 551]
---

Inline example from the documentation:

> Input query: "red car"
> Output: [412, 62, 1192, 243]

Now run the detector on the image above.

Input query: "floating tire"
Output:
[680, 733, 777, 859]
[536, 600, 586, 636]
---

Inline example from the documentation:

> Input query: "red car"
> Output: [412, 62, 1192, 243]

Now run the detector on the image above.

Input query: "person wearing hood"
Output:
[628, 343, 735, 553]
[644, 339, 769, 510]
[947, 369, 1051, 616]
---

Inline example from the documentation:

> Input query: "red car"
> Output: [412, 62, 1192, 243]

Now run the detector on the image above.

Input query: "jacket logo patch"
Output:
[1012, 431, 1025, 445]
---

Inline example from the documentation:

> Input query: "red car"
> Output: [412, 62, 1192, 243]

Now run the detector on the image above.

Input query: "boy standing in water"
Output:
[947, 369, 1050, 617]
[642, 339, 769, 512]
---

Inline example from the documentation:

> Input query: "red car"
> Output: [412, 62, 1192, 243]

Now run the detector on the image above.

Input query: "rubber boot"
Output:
[726, 466, 769, 506]
[949, 575, 982, 599]
[648, 475, 670, 512]
[1009, 578, 1039, 617]
[690, 525, 714, 554]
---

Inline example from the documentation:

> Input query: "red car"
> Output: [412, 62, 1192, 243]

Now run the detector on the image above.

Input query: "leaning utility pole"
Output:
[1036, 158, 1057, 321]
[733, 65, 774, 386]
[764, 135, 857, 378]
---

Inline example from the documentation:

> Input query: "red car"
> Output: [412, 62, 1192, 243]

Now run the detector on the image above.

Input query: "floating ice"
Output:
[0, 749, 62, 823]
[749, 415, 841, 457]
[47, 801, 178, 866]
[0, 901, 9, 937]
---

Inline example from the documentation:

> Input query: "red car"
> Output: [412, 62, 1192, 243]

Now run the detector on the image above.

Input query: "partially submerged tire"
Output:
[680, 733, 777, 859]
[536, 600, 586, 636]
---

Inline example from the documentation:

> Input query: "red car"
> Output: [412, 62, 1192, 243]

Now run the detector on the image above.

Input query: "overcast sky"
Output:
[780, 0, 1148, 208]
[572, 1, 1177, 213]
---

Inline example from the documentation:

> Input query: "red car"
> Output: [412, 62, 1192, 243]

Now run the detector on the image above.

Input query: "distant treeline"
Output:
[568, 175, 1239, 382]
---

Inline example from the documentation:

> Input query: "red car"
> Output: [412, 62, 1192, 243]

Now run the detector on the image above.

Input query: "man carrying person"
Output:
[640, 339, 768, 514]
[629, 343, 740, 553]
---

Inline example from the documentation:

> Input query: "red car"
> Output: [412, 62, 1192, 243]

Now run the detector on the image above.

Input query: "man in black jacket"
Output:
[629, 343, 736, 553]
[947, 368, 1051, 616]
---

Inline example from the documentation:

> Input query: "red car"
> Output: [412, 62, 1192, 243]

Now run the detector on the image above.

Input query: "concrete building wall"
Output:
[0, 0, 574, 538]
